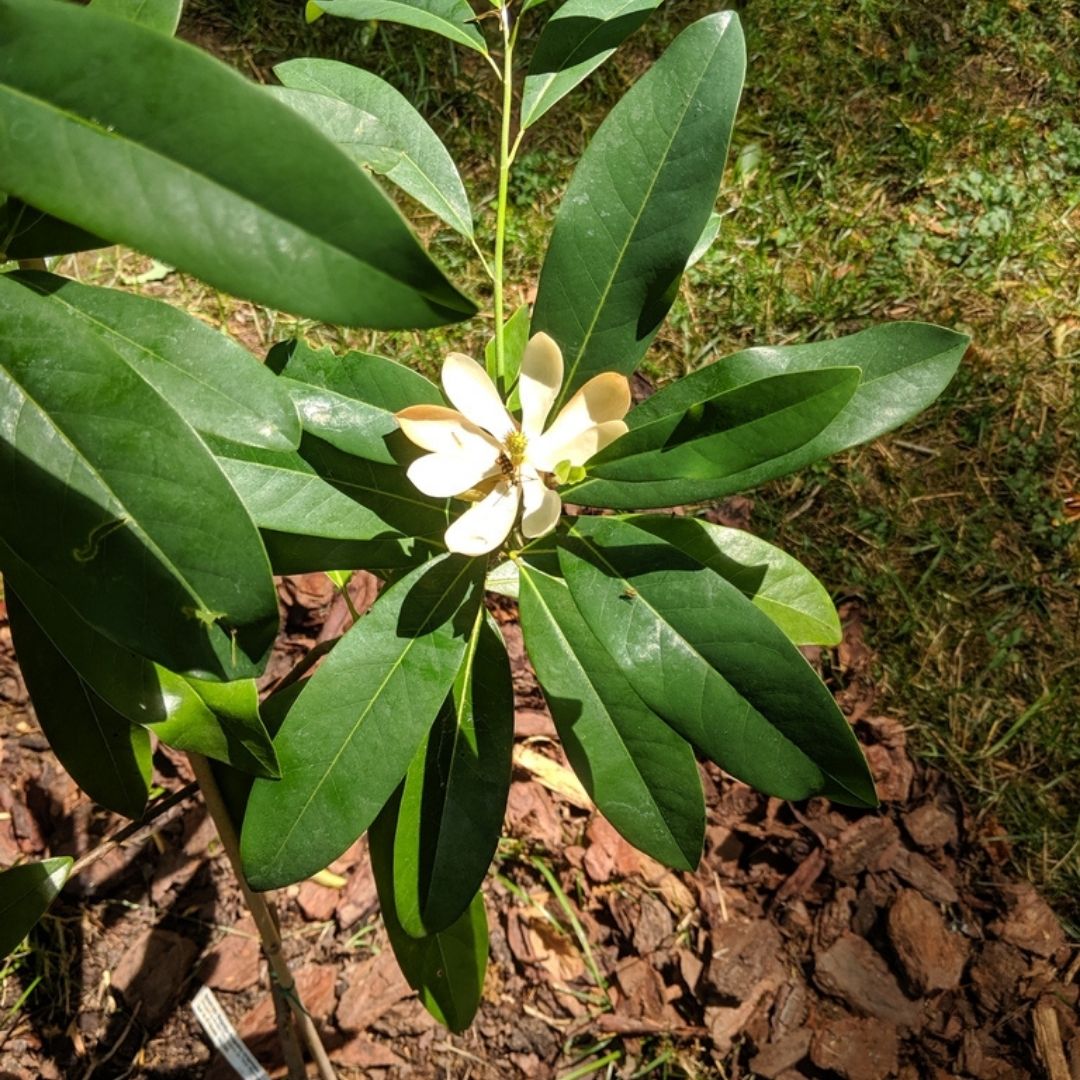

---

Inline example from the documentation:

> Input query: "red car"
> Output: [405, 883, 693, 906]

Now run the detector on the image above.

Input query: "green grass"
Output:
[54, 0, 1080, 922]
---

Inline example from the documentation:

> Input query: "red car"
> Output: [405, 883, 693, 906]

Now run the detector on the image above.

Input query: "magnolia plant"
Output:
[0, 0, 969, 1065]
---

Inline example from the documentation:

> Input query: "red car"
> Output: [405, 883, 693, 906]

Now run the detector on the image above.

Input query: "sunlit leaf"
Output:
[533, 12, 745, 405]
[241, 555, 484, 890]
[559, 516, 877, 807]
[272, 59, 473, 238]
[521, 0, 664, 130]
[0, 0, 474, 328]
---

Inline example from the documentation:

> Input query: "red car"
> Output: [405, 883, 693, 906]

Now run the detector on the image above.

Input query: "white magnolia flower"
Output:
[395, 333, 631, 556]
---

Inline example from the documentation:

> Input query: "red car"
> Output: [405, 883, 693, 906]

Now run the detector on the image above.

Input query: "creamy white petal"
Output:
[518, 332, 563, 440]
[520, 472, 562, 539]
[396, 405, 502, 456]
[406, 447, 501, 498]
[528, 373, 631, 470]
[441, 352, 516, 442]
[534, 419, 629, 471]
[444, 481, 520, 556]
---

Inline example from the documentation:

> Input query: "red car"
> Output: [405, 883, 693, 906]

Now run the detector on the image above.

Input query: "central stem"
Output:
[492, 5, 515, 394]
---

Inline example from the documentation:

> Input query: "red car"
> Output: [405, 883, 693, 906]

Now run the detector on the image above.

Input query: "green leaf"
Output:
[518, 563, 704, 869]
[271, 59, 473, 238]
[532, 12, 745, 405]
[183, 677, 279, 775]
[0, 197, 105, 260]
[484, 304, 531, 409]
[559, 516, 877, 807]
[306, 0, 488, 54]
[370, 790, 487, 1032]
[0, 0, 474, 329]
[521, 0, 664, 130]
[210, 433, 448, 574]
[0, 273, 277, 679]
[686, 210, 722, 269]
[571, 323, 969, 505]
[90, 0, 183, 34]
[14, 271, 300, 452]
[267, 338, 441, 465]
[8, 590, 152, 818]
[393, 611, 513, 935]
[241, 554, 484, 890]
[569, 367, 860, 508]
[0, 547, 278, 776]
[0, 858, 72, 961]
[628, 516, 841, 646]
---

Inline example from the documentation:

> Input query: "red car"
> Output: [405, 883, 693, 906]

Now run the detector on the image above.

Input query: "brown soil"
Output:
[1, 557, 1077, 1079]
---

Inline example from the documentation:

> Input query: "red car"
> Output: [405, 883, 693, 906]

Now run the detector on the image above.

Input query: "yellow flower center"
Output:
[504, 430, 528, 468]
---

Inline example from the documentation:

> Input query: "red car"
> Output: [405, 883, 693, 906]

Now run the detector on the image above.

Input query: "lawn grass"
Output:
[47, 0, 1080, 923]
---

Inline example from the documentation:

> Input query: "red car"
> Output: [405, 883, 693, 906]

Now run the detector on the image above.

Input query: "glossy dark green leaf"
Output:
[0, 274, 278, 679]
[241, 555, 484, 890]
[0, 0, 474, 328]
[14, 271, 300, 451]
[570, 367, 859, 508]
[0, 547, 278, 776]
[370, 791, 487, 1031]
[90, 0, 182, 34]
[0, 197, 105, 259]
[392, 611, 513, 935]
[521, 0, 663, 130]
[518, 563, 704, 869]
[559, 516, 877, 807]
[306, 0, 488, 54]
[630, 515, 841, 646]
[571, 323, 969, 505]
[272, 59, 473, 238]
[212, 680, 306, 829]
[210, 433, 448, 574]
[532, 12, 745, 405]
[267, 338, 440, 465]
[0, 858, 72, 961]
[8, 590, 152, 819]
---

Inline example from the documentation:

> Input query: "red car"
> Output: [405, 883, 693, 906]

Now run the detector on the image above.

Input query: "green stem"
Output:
[492, 5, 516, 394]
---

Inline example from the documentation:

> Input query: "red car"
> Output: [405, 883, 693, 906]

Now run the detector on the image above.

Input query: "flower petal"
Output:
[541, 419, 630, 472]
[406, 447, 501, 498]
[518, 332, 563, 440]
[396, 404, 503, 456]
[442, 352, 515, 443]
[529, 372, 631, 470]
[521, 472, 562, 539]
[444, 481, 520, 556]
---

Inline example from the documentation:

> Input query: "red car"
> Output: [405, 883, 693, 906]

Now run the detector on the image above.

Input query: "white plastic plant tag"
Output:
[191, 985, 271, 1080]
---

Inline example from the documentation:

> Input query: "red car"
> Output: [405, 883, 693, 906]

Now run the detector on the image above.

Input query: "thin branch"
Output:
[187, 754, 338, 1080]
[68, 782, 198, 879]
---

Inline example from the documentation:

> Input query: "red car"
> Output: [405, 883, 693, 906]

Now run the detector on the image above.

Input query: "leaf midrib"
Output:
[263, 557, 476, 875]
